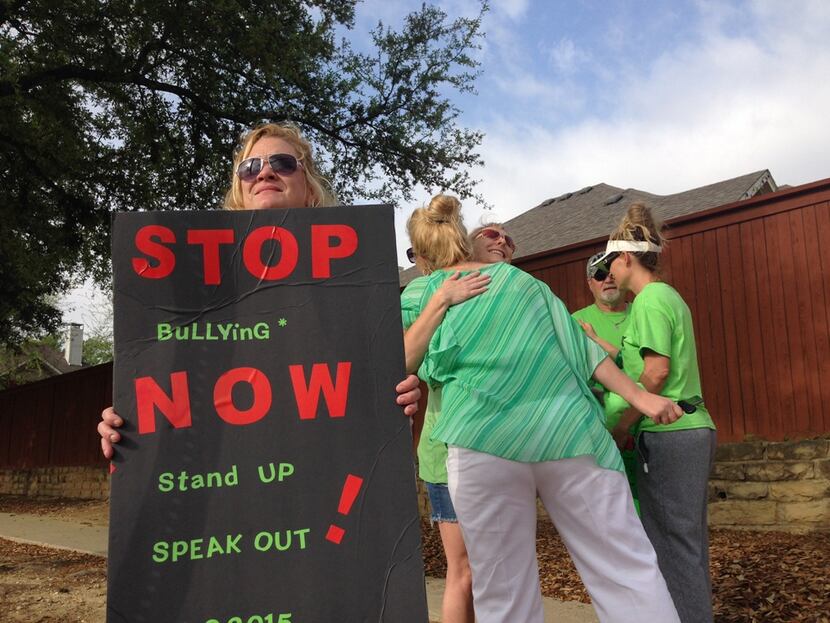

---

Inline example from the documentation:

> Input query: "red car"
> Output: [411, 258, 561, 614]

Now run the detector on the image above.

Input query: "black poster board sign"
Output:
[107, 206, 427, 623]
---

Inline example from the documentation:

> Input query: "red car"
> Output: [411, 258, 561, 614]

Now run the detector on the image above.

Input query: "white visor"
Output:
[591, 240, 663, 268]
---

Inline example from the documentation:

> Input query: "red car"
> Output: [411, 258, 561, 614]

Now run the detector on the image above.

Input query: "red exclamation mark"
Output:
[325, 474, 364, 544]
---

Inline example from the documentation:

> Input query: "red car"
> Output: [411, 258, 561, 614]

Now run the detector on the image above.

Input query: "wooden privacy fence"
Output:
[516, 177, 830, 443]
[2, 179, 829, 468]
[0, 362, 111, 468]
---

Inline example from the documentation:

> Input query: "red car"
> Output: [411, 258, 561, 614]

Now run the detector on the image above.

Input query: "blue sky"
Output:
[370, 0, 830, 265]
[60, 0, 830, 323]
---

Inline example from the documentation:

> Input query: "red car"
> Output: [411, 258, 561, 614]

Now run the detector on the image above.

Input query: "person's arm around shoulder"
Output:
[403, 270, 489, 373]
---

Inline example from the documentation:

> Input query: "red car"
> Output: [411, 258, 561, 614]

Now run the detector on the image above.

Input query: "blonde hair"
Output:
[407, 194, 471, 273]
[223, 122, 338, 210]
[609, 202, 666, 272]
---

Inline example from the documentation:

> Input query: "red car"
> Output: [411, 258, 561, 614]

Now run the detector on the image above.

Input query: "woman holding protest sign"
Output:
[592, 202, 716, 623]
[98, 121, 421, 456]
[401, 194, 682, 623]
[405, 213, 516, 623]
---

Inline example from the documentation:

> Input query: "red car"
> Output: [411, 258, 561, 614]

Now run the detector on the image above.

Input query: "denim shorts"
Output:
[426, 482, 458, 523]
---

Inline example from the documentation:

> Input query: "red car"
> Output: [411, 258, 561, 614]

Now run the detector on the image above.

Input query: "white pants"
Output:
[447, 447, 680, 623]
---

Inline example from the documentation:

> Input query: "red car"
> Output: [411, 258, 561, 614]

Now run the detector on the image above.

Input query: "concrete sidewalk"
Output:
[0, 511, 108, 557]
[0, 511, 598, 622]
[425, 575, 598, 622]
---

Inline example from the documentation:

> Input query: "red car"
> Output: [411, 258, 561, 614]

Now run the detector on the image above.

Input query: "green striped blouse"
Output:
[401, 263, 623, 471]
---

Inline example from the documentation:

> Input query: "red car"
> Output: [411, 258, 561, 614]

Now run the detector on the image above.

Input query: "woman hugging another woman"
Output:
[401, 194, 683, 623]
[406, 207, 517, 623]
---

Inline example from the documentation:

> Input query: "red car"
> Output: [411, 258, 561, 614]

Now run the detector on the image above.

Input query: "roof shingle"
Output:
[399, 169, 775, 285]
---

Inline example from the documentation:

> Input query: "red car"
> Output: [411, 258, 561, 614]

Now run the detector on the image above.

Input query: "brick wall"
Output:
[0, 467, 109, 500]
[7, 439, 829, 534]
[414, 439, 830, 533]
[709, 439, 830, 533]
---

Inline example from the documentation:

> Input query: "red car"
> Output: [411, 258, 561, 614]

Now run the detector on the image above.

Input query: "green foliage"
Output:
[82, 334, 113, 365]
[0, 0, 486, 346]
[0, 333, 66, 389]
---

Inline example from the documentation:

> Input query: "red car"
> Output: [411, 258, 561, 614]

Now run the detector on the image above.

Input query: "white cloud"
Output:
[353, 1, 830, 265]
[393, 0, 830, 265]
[490, 70, 569, 101]
[547, 37, 585, 74]
[479, 15, 588, 113]
[59, 277, 112, 334]
[466, 0, 830, 219]
[496, 0, 530, 21]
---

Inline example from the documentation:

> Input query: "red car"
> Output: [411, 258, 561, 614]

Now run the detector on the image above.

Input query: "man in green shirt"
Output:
[572, 253, 638, 511]
[572, 252, 630, 368]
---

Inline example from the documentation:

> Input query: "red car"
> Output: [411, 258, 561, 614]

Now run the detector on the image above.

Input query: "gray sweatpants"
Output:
[636, 428, 717, 623]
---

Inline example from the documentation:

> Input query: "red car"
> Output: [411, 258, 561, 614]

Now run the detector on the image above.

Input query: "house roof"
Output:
[399, 169, 776, 285]
[0, 343, 76, 389]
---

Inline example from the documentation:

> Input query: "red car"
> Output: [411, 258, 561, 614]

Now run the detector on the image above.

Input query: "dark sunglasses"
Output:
[236, 153, 302, 181]
[592, 269, 610, 281]
[596, 252, 620, 273]
[477, 228, 516, 251]
[406, 247, 416, 263]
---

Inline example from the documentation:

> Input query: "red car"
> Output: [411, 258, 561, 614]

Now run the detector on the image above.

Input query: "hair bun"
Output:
[618, 201, 664, 245]
[427, 194, 462, 224]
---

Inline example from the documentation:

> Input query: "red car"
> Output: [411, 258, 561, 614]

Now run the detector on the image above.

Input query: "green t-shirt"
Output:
[401, 263, 623, 471]
[404, 277, 451, 483]
[608, 281, 715, 433]
[572, 303, 630, 400]
[418, 387, 448, 483]
[572, 303, 630, 352]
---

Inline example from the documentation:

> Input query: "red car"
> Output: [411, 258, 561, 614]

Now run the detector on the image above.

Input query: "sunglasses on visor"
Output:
[477, 228, 516, 251]
[236, 153, 303, 181]
[595, 252, 621, 273]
